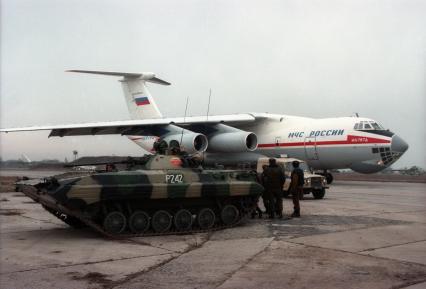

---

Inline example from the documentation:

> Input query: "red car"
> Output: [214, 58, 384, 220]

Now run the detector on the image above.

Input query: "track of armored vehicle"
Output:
[16, 155, 263, 238]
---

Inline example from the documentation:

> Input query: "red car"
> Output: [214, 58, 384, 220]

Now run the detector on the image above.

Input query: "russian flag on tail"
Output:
[134, 96, 150, 106]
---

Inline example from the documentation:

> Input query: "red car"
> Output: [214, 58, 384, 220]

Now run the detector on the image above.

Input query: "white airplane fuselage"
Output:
[223, 114, 406, 173]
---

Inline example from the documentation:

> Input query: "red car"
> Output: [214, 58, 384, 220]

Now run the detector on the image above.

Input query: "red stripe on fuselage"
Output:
[258, 135, 390, 148]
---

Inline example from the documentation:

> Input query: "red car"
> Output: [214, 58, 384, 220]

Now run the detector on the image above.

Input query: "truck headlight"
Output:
[304, 179, 311, 186]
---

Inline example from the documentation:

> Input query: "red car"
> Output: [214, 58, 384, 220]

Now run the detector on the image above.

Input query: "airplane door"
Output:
[304, 136, 319, 160]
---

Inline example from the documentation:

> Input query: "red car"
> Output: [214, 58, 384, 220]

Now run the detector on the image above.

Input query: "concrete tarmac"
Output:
[1, 181, 425, 289]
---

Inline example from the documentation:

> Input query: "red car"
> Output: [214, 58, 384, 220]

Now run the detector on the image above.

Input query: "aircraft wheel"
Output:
[220, 204, 239, 225]
[174, 209, 193, 231]
[129, 211, 150, 233]
[151, 210, 172, 233]
[197, 208, 216, 229]
[103, 211, 127, 235]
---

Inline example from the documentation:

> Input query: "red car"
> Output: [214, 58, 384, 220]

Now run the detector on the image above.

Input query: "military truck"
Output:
[256, 157, 328, 199]
[15, 154, 263, 237]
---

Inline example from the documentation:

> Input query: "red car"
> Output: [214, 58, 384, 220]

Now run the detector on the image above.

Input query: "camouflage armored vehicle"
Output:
[257, 157, 328, 199]
[16, 154, 263, 237]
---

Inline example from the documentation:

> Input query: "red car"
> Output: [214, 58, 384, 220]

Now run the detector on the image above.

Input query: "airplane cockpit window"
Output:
[371, 122, 380, 130]
[371, 122, 385, 130]
[354, 121, 385, 131]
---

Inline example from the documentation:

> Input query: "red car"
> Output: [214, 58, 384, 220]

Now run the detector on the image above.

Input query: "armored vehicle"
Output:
[16, 154, 263, 237]
[257, 157, 328, 199]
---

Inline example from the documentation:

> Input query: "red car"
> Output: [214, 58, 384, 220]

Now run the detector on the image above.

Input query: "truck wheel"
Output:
[313, 189, 325, 199]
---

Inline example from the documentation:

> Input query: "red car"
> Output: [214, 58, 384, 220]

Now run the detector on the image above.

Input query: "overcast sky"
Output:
[1, 0, 425, 168]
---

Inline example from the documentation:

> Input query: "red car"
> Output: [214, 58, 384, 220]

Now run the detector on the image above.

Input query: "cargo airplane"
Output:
[0, 70, 409, 183]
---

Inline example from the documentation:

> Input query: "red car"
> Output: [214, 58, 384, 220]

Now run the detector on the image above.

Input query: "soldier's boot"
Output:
[291, 208, 300, 218]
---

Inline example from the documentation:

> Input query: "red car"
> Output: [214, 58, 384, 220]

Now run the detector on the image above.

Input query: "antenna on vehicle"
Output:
[203, 89, 212, 164]
[180, 96, 189, 147]
[206, 88, 211, 121]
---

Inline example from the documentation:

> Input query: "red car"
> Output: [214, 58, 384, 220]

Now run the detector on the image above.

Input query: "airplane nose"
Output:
[391, 135, 409, 153]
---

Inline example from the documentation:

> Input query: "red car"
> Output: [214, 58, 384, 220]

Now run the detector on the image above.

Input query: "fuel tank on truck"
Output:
[16, 154, 263, 237]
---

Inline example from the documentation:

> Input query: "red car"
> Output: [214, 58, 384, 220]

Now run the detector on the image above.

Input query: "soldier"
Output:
[260, 164, 269, 216]
[153, 139, 168, 155]
[289, 160, 304, 217]
[251, 166, 266, 219]
[263, 158, 286, 218]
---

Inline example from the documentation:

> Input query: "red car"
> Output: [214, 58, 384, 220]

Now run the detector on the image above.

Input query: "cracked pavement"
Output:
[1, 180, 426, 289]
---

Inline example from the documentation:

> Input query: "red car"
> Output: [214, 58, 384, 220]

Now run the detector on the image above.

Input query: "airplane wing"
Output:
[0, 114, 258, 137]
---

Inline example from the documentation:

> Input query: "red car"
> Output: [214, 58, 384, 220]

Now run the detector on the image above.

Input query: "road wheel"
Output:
[313, 189, 326, 199]
[129, 211, 150, 234]
[174, 209, 193, 231]
[103, 211, 126, 235]
[197, 208, 215, 229]
[220, 204, 239, 225]
[151, 210, 172, 233]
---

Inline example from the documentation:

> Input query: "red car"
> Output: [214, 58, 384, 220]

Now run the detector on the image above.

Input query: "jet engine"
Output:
[207, 124, 258, 153]
[163, 132, 208, 154]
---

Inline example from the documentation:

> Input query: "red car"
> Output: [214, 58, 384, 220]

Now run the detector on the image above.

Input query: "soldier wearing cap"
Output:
[289, 160, 304, 217]
[262, 158, 286, 218]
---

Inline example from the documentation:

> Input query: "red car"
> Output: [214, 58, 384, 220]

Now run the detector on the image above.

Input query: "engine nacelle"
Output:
[207, 124, 258, 153]
[163, 132, 208, 154]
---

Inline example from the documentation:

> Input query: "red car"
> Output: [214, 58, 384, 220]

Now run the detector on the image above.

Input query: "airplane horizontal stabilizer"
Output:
[66, 70, 171, 85]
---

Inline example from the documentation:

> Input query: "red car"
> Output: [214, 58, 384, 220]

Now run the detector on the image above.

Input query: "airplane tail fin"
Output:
[67, 70, 170, 119]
